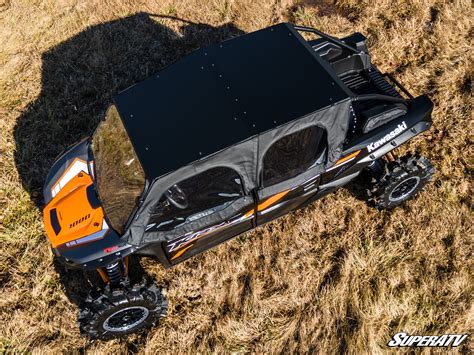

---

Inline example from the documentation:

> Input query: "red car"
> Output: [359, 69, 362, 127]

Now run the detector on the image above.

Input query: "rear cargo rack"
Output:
[295, 24, 412, 106]
[381, 73, 414, 99]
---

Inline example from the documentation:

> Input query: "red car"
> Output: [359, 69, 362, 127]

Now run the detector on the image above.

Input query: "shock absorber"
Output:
[385, 151, 397, 162]
[105, 262, 123, 285]
[97, 258, 128, 286]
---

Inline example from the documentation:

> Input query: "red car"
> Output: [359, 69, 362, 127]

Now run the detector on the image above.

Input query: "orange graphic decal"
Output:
[171, 244, 194, 260]
[334, 150, 361, 166]
[243, 208, 255, 218]
[257, 190, 290, 212]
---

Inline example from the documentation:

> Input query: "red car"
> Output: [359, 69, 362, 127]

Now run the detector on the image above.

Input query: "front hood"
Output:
[43, 140, 109, 248]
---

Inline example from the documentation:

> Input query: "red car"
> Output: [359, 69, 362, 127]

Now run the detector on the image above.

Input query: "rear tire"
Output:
[78, 280, 167, 340]
[367, 154, 434, 210]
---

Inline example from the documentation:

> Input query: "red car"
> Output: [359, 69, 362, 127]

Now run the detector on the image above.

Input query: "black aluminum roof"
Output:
[113, 23, 350, 179]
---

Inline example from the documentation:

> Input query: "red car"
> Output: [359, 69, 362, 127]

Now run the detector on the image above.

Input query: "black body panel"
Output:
[165, 212, 254, 265]
[344, 95, 433, 153]
[53, 229, 134, 270]
[42, 138, 89, 204]
[136, 204, 254, 267]
[113, 23, 349, 179]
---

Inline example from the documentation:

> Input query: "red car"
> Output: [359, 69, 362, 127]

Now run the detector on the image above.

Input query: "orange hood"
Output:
[43, 170, 105, 248]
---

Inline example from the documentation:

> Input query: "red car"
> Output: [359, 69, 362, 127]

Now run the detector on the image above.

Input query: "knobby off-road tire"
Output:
[78, 280, 167, 340]
[367, 155, 435, 210]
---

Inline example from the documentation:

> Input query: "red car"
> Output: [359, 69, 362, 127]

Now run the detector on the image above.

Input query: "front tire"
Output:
[78, 280, 167, 340]
[367, 154, 435, 210]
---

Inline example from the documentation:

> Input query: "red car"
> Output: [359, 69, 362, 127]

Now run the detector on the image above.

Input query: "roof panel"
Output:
[114, 23, 349, 179]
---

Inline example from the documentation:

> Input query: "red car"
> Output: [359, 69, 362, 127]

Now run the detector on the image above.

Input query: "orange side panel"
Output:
[43, 172, 104, 248]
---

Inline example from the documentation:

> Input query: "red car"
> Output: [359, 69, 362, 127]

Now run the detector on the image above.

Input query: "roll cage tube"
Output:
[352, 94, 408, 105]
[293, 24, 362, 55]
[293, 24, 410, 108]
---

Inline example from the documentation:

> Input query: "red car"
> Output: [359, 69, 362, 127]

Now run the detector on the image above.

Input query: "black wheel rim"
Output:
[103, 306, 149, 332]
[389, 176, 420, 202]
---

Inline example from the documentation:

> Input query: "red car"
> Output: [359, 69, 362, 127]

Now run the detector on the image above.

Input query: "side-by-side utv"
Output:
[42, 23, 434, 339]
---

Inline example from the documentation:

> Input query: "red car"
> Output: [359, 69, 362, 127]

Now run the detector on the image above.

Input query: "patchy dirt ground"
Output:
[0, 0, 472, 353]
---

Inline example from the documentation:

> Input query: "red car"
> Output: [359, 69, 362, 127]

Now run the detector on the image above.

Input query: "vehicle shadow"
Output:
[344, 173, 371, 203]
[14, 12, 245, 202]
[13, 11, 244, 315]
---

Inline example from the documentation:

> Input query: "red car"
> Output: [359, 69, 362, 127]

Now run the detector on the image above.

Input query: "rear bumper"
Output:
[345, 94, 433, 160]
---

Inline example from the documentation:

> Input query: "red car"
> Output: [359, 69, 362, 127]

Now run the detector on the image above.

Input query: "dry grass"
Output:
[0, 0, 472, 353]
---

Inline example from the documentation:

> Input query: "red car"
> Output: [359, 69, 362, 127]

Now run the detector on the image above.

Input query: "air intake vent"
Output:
[70, 214, 90, 229]
[49, 208, 61, 235]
